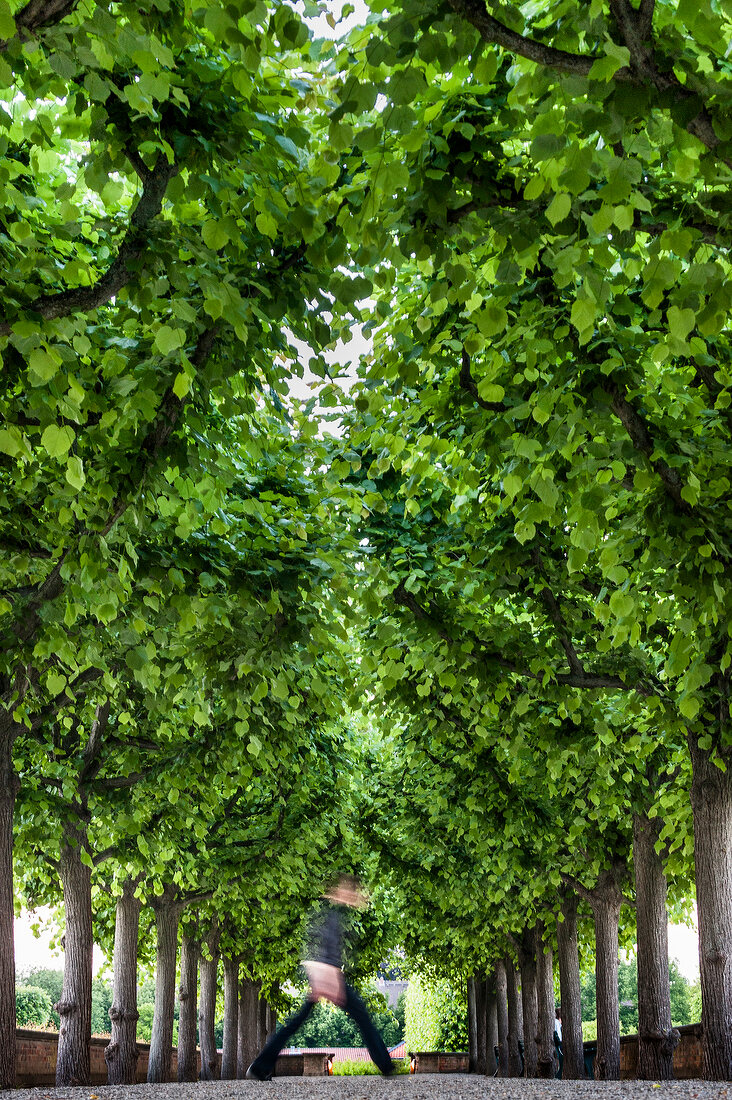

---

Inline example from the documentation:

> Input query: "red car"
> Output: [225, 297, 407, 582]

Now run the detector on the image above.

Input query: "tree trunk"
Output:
[177, 934, 199, 1083]
[634, 811, 679, 1079]
[266, 983, 278, 1040]
[535, 923, 555, 1079]
[518, 928, 538, 1078]
[199, 920, 220, 1080]
[221, 955, 239, 1080]
[0, 731, 17, 1090]
[495, 958, 509, 1077]
[147, 886, 180, 1083]
[473, 973, 487, 1074]
[486, 974, 498, 1075]
[467, 976, 478, 1072]
[258, 992, 268, 1049]
[557, 892, 584, 1079]
[591, 875, 623, 1081]
[106, 879, 141, 1085]
[689, 730, 732, 1081]
[56, 826, 93, 1087]
[505, 959, 522, 1077]
[237, 977, 261, 1076]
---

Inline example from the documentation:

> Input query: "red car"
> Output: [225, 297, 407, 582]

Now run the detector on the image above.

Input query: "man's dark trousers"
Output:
[248, 985, 394, 1077]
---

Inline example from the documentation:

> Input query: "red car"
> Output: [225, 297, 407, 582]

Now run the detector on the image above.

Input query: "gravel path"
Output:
[12, 1078, 731, 1100]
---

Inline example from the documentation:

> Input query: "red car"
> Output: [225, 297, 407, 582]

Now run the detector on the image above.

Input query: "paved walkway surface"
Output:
[12, 1078, 730, 1100]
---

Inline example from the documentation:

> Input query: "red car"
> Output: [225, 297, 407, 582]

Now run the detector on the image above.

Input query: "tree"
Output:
[15, 986, 51, 1029]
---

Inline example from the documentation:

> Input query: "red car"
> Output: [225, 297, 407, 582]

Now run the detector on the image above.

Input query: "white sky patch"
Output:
[15, 909, 107, 978]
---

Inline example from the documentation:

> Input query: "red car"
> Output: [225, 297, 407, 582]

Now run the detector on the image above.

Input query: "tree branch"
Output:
[446, 0, 599, 79]
[28, 666, 104, 732]
[448, 0, 724, 158]
[605, 384, 689, 514]
[0, 0, 78, 50]
[459, 348, 504, 412]
[95, 767, 155, 789]
[559, 872, 596, 904]
[393, 580, 645, 694]
[637, 0, 655, 40]
[0, 154, 178, 336]
[79, 698, 111, 786]
[531, 547, 585, 678]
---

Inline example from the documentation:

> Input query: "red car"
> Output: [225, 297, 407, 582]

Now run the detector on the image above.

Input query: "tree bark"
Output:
[221, 955, 239, 1080]
[258, 992, 268, 1049]
[495, 958, 509, 1077]
[266, 983, 279, 1040]
[55, 825, 93, 1086]
[147, 886, 181, 1083]
[199, 919, 220, 1080]
[0, 731, 18, 1090]
[634, 811, 679, 1079]
[177, 934, 199, 1083]
[591, 874, 623, 1081]
[105, 879, 141, 1085]
[486, 973, 498, 1075]
[688, 730, 732, 1081]
[237, 977, 261, 1076]
[535, 923, 556, 1079]
[505, 959, 522, 1077]
[473, 972, 487, 1074]
[557, 892, 584, 1079]
[517, 927, 538, 1078]
[467, 976, 478, 1072]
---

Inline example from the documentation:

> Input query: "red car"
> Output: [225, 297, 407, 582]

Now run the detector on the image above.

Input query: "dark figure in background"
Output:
[246, 874, 394, 1080]
[554, 1006, 563, 1079]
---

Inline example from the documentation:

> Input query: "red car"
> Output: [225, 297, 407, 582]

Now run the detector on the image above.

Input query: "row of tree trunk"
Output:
[51, 868, 277, 1087]
[467, 810, 682, 1081]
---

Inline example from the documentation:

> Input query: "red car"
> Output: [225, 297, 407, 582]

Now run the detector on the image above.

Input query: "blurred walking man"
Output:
[246, 874, 394, 1080]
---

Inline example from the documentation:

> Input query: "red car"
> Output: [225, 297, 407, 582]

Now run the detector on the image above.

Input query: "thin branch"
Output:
[559, 871, 595, 905]
[95, 767, 156, 789]
[531, 547, 585, 678]
[0, 537, 52, 559]
[28, 666, 104, 732]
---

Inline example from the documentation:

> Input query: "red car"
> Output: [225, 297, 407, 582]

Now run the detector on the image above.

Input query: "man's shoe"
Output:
[246, 1064, 271, 1081]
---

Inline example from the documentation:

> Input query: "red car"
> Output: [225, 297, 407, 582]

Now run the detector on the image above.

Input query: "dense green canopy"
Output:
[1, 0, 731, 1086]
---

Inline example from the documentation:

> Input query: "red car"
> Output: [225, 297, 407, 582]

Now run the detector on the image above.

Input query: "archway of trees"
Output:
[1, 0, 731, 1088]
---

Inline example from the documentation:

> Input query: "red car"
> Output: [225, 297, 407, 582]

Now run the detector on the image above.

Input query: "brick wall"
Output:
[605, 1024, 703, 1081]
[15, 1030, 200, 1086]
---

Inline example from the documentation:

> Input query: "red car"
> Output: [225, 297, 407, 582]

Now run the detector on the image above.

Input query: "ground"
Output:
[12, 1078, 730, 1100]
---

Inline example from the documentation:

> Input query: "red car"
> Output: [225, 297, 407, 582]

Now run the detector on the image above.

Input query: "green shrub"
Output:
[582, 1019, 597, 1042]
[16, 985, 51, 1028]
[404, 974, 467, 1052]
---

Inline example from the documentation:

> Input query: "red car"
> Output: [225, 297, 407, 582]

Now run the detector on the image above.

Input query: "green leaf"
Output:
[546, 192, 571, 226]
[202, 219, 231, 249]
[570, 298, 597, 335]
[477, 380, 505, 403]
[0, 1, 15, 39]
[667, 305, 695, 342]
[41, 424, 75, 458]
[154, 325, 186, 356]
[256, 211, 278, 238]
[28, 348, 60, 383]
[65, 455, 85, 491]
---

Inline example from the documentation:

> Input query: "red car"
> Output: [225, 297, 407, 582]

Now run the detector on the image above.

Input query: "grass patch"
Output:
[331, 1058, 410, 1076]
